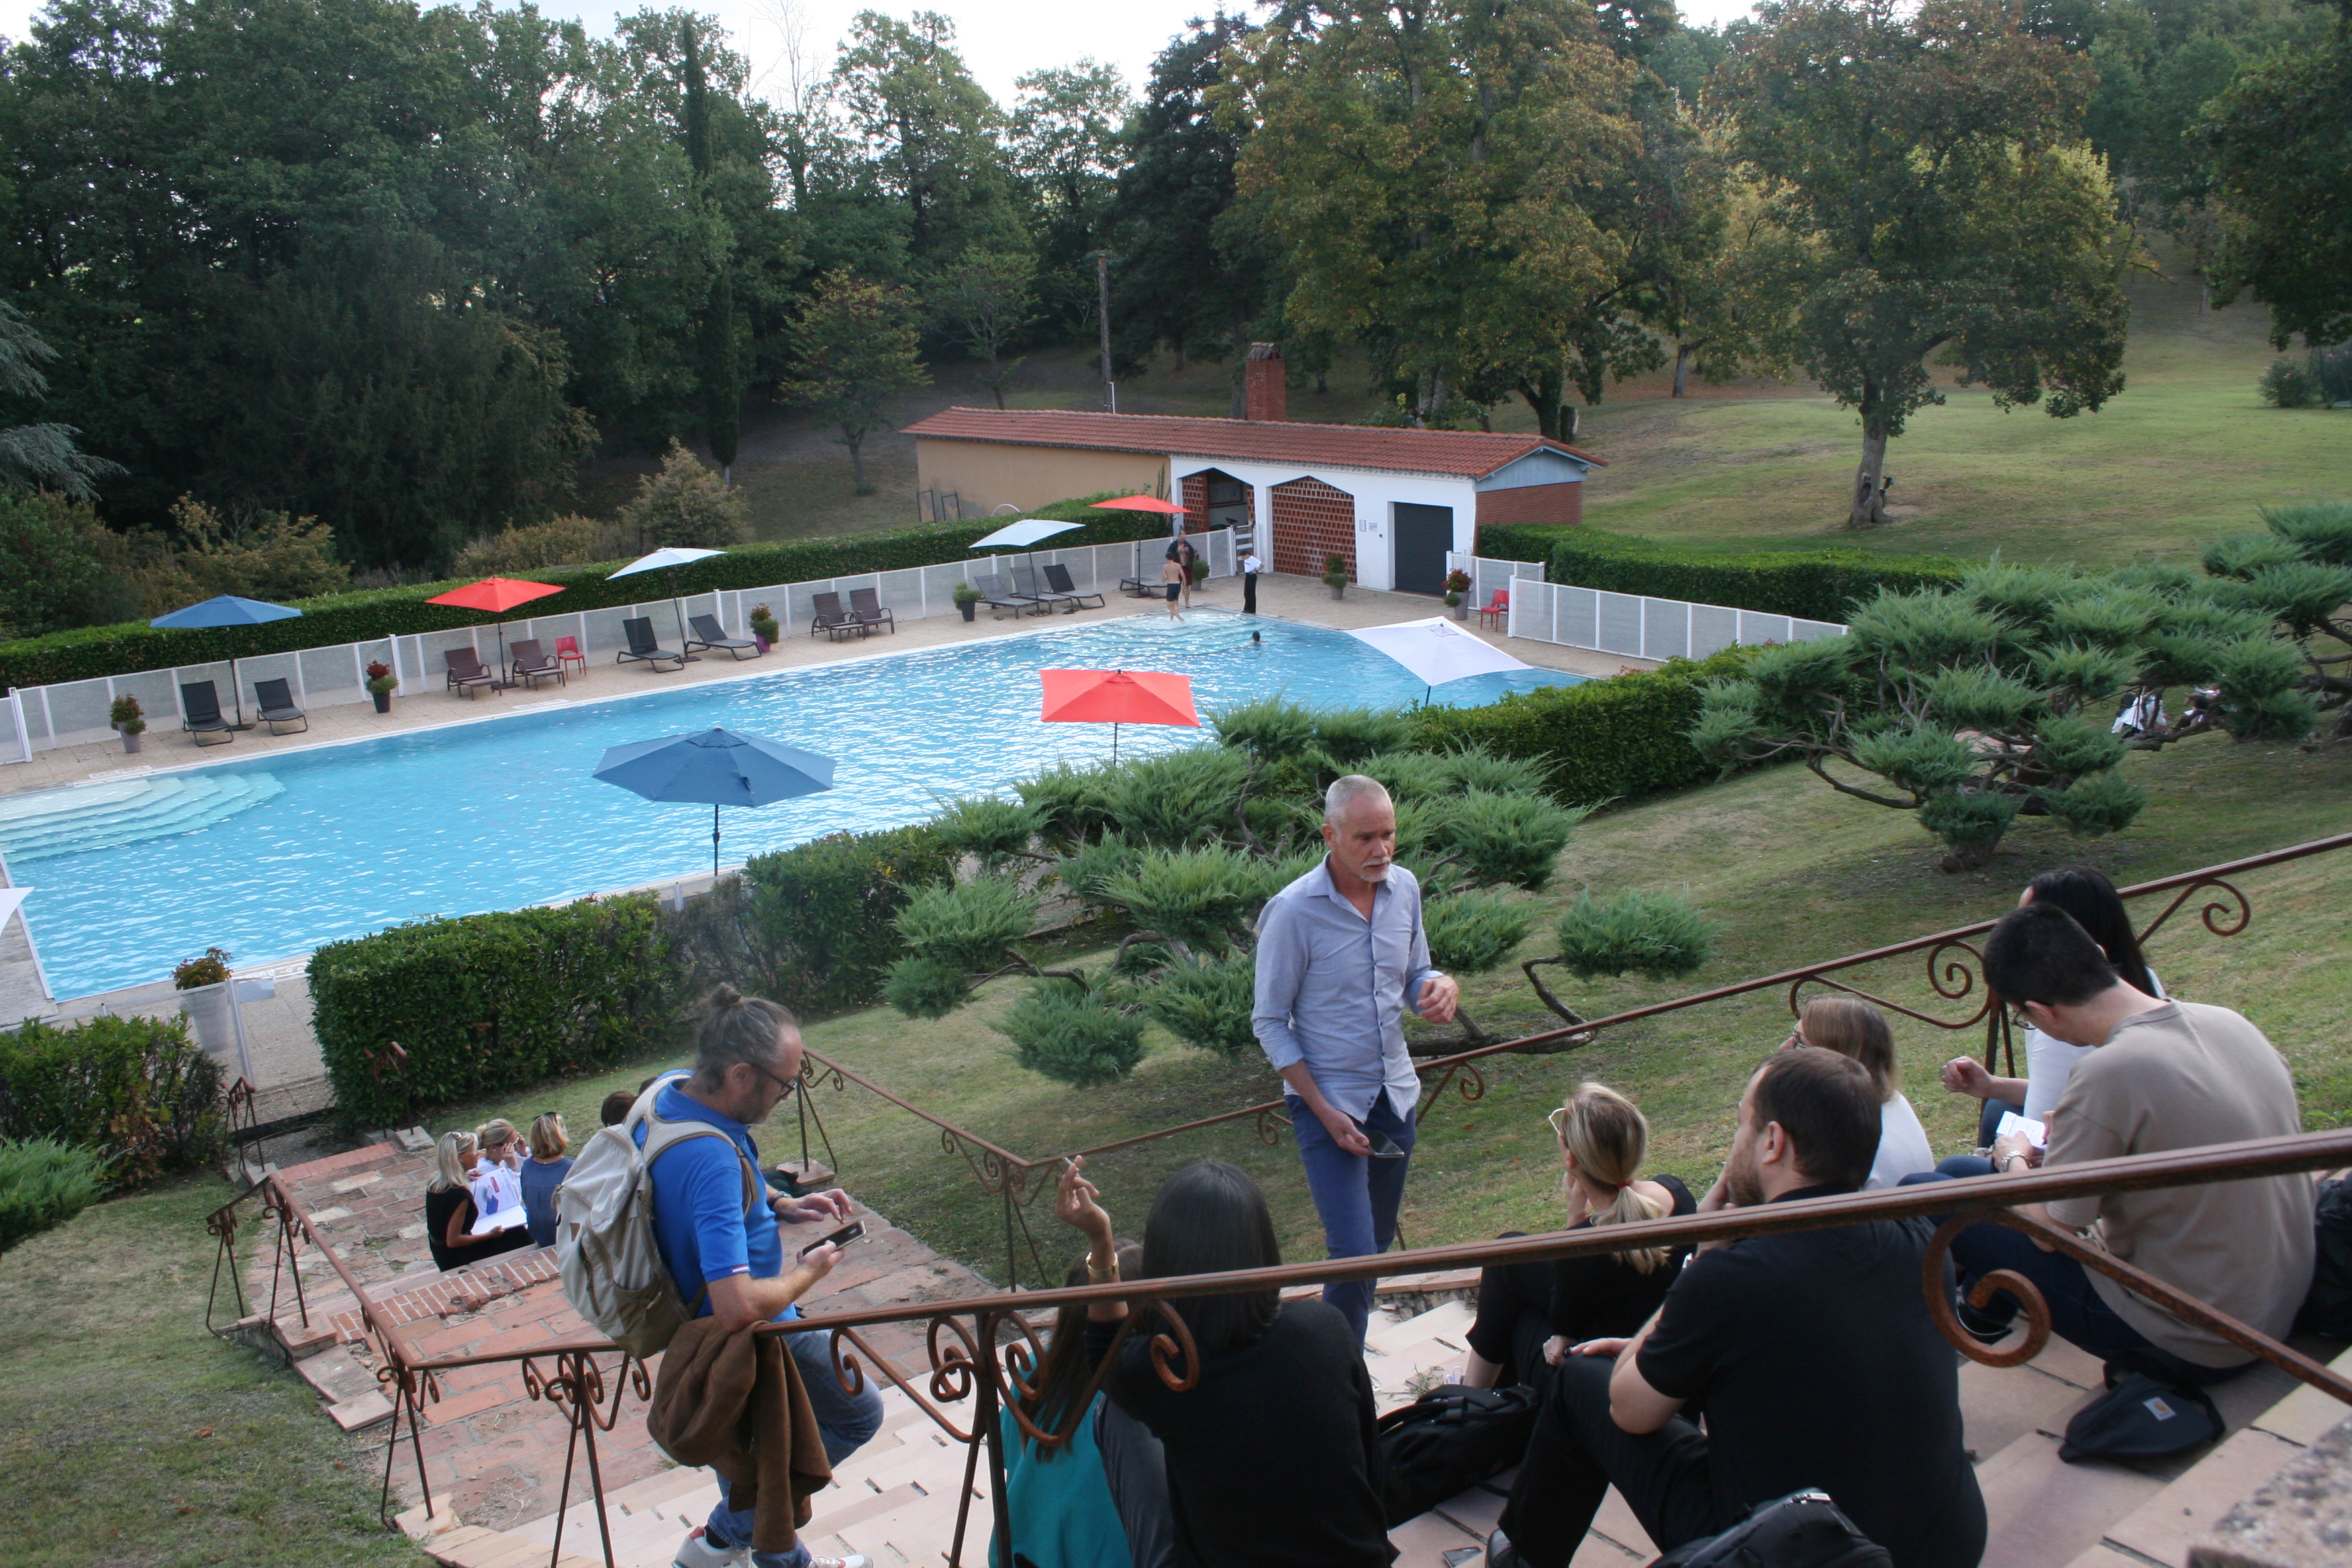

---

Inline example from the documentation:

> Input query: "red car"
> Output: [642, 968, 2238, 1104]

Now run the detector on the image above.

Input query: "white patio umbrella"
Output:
[969, 518, 1083, 592]
[1346, 616, 1536, 701]
[608, 546, 726, 658]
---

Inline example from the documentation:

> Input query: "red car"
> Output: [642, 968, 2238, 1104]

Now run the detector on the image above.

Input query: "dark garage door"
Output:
[1392, 503, 1453, 596]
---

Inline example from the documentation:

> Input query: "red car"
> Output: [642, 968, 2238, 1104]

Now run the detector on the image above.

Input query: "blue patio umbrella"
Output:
[150, 594, 304, 730]
[593, 726, 836, 876]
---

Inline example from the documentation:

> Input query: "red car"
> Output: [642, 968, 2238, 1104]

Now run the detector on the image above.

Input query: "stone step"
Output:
[424, 1522, 606, 1568]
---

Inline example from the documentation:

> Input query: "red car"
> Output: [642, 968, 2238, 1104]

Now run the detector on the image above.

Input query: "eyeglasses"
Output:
[1548, 1106, 1569, 1142]
[747, 1061, 801, 1100]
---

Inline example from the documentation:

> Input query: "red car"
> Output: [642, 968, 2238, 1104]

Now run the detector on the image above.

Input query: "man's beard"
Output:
[1724, 1138, 1765, 1208]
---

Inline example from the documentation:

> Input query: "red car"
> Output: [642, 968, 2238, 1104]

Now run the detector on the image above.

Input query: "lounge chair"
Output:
[554, 634, 588, 675]
[252, 677, 307, 734]
[1042, 562, 1106, 610]
[807, 592, 863, 641]
[180, 681, 234, 745]
[1014, 565, 1081, 615]
[446, 647, 499, 697]
[686, 614, 760, 660]
[973, 574, 1042, 619]
[847, 588, 896, 636]
[1477, 589, 1510, 630]
[617, 617, 686, 671]
[507, 638, 564, 689]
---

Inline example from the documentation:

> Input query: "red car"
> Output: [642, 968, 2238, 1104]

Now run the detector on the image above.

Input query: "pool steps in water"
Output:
[0, 774, 287, 863]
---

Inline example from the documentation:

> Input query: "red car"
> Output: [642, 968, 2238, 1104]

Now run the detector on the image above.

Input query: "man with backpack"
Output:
[630, 986, 883, 1568]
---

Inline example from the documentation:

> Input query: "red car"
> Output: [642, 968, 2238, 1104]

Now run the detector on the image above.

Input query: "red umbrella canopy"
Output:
[426, 577, 566, 614]
[1039, 669, 1200, 728]
[1089, 495, 1189, 516]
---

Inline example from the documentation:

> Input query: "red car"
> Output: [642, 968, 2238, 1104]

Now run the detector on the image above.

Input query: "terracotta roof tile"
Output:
[901, 407, 1604, 479]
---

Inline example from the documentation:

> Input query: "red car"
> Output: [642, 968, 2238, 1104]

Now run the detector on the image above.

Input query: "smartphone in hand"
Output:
[799, 1220, 867, 1259]
[1366, 1130, 1408, 1159]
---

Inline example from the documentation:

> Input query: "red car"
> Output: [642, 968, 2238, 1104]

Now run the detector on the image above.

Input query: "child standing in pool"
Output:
[1161, 544, 1187, 621]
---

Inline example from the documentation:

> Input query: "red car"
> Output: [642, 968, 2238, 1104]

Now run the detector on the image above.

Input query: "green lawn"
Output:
[0, 1175, 424, 1567]
[451, 728, 2352, 1289]
[1563, 262, 2351, 565]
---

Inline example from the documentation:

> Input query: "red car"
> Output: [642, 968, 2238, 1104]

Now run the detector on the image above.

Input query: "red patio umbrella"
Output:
[1089, 495, 1188, 515]
[427, 577, 565, 685]
[1040, 668, 1199, 762]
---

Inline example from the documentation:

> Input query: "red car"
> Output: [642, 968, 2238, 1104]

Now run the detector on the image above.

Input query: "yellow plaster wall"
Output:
[915, 439, 1169, 515]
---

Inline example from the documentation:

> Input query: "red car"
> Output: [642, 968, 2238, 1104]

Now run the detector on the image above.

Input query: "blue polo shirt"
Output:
[634, 1081, 797, 1322]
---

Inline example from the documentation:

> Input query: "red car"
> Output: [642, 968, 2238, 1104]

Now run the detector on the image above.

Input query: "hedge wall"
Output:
[310, 894, 677, 1128]
[0, 495, 1175, 691]
[1416, 646, 1761, 806]
[1475, 526, 1968, 626]
[0, 1012, 225, 1183]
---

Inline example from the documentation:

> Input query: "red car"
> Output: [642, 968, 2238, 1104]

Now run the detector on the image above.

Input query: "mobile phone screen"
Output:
[1367, 1131, 1407, 1159]
[801, 1220, 867, 1258]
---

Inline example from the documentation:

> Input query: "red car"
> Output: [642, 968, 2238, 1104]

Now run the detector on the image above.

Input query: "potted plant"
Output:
[1445, 569, 1473, 619]
[952, 582, 983, 622]
[109, 695, 146, 754]
[1323, 554, 1349, 600]
[365, 660, 399, 714]
[749, 603, 780, 652]
[173, 946, 235, 1056]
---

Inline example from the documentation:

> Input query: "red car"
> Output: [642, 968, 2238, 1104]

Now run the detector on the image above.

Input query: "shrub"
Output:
[2259, 357, 2317, 408]
[995, 981, 1148, 1088]
[0, 1014, 225, 1183]
[454, 514, 620, 576]
[309, 896, 675, 1128]
[108, 695, 144, 734]
[618, 440, 748, 551]
[173, 946, 232, 989]
[738, 826, 956, 1018]
[0, 1138, 106, 1253]
[1475, 526, 1969, 624]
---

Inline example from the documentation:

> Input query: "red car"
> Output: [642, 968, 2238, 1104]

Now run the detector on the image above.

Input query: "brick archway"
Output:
[1270, 477, 1357, 581]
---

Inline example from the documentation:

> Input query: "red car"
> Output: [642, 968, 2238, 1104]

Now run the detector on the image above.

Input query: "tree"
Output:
[0, 301, 121, 500]
[682, 17, 742, 485]
[929, 252, 1038, 407]
[618, 439, 748, 551]
[1687, 515, 2352, 864]
[777, 271, 928, 494]
[1720, 0, 2133, 528]
[0, 490, 106, 636]
[883, 700, 1716, 1087]
[1008, 60, 1132, 324]
[2200, 11, 2352, 348]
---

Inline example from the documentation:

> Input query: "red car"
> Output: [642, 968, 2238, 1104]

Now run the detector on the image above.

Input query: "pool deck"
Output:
[0, 573, 1647, 1022]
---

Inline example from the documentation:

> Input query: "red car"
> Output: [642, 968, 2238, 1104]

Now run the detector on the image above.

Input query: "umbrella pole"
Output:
[712, 803, 721, 878]
[1112, 722, 1120, 764]
[676, 572, 697, 660]
[230, 654, 250, 730]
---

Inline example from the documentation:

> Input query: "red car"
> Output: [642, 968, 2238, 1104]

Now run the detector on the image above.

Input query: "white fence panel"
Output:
[1473, 552, 1846, 663]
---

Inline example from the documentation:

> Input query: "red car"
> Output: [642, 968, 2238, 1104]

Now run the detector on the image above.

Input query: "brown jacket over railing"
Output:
[648, 1317, 832, 1553]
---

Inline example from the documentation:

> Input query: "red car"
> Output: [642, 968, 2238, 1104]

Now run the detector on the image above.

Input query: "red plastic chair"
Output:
[1477, 589, 1510, 630]
[554, 634, 588, 675]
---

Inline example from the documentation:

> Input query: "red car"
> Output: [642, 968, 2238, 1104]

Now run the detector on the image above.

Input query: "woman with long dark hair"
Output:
[1070, 1159, 1389, 1567]
[1940, 866, 2163, 1152]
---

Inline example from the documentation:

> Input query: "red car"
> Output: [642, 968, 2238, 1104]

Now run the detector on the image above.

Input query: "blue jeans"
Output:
[1289, 1088, 1416, 1346]
[1949, 1218, 2254, 1387]
[704, 1326, 887, 1567]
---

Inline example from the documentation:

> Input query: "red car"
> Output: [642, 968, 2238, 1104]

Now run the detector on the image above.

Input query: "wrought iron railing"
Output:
[205, 1126, 2352, 1568]
[782, 830, 2352, 1284]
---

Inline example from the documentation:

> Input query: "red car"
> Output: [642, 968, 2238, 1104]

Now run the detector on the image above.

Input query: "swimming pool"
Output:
[1, 610, 1583, 999]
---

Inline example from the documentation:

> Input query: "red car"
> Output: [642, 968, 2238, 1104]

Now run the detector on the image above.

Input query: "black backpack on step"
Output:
[1650, 1489, 1892, 1568]
[1375, 1384, 1540, 1526]
[2294, 1175, 2352, 1338]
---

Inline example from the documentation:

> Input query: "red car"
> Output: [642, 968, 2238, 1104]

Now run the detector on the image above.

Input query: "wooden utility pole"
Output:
[1087, 250, 1118, 413]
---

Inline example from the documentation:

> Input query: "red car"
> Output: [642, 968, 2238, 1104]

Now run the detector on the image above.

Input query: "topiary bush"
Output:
[0, 1137, 106, 1253]
[0, 1014, 225, 1183]
[738, 826, 957, 1018]
[309, 895, 675, 1128]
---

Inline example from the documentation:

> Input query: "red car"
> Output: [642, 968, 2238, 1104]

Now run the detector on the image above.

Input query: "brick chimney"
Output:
[1243, 342, 1286, 422]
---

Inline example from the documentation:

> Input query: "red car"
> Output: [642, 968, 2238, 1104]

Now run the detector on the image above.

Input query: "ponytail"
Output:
[1559, 1083, 1673, 1275]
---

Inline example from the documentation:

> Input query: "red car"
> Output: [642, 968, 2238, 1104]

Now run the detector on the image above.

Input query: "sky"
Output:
[0, 0, 1762, 107]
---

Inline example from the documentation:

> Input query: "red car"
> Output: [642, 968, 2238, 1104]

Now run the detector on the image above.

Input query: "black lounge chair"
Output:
[686, 614, 760, 660]
[1042, 562, 1105, 610]
[1014, 565, 1081, 614]
[617, 617, 685, 671]
[808, 592, 863, 641]
[446, 647, 499, 697]
[180, 681, 234, 745]
[507, 638, 564, 689]
[848, 587, 896, 636]
[252, 677, 307, 734]
[973, 573, 1042, 619]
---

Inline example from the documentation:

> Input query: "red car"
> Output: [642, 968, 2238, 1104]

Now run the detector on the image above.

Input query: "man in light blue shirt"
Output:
[1254, 774, 1459, 1344]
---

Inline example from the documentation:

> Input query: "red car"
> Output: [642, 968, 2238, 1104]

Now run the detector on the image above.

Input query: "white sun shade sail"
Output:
[1346, 616, 1535, 687]
[969, 519, 1084, 549]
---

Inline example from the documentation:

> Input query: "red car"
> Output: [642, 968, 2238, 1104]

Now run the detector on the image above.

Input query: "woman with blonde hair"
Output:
[1788, 994, 1933, 1189]
[1460, 1083, 1697, 1389]
[520, 1112, 573, 1249]
[423, 1130, 534, 1273]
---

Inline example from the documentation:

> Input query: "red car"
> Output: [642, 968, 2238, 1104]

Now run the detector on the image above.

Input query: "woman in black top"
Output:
[1064, 1157, 1391, 1568]
[1462, 1082, 1695, 1389]
[423, 1130, 536, 1273]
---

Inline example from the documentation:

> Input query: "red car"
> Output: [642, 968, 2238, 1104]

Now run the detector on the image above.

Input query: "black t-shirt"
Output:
[1106, 1300, 1394, 1568]
[1550, 1173, 1698, 1344]
[424, 1184, 532, 1273]
[1634, 1188, 1986, 1568]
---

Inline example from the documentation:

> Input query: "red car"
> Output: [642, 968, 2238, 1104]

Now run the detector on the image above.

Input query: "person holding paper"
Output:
[469, 1116, 526, 1220]
[423, 1130, 535, 1273]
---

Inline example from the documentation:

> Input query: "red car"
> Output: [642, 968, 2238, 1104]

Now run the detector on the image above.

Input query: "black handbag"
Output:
[2059, 1371, 2222, 1463]
[1374, 1384, 1540, 1526]
[1650, 1489, 1893, 1568]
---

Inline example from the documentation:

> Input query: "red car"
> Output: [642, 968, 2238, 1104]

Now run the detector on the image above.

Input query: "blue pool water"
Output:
[4, 611, 1583, 998]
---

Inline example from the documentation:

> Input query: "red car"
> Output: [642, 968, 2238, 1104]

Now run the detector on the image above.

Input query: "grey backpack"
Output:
[555, 1073, 763, 1359]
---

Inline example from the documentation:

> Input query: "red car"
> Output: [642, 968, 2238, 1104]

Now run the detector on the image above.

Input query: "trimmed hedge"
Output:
[1416, 646, 1762, 806]
[0, 496, 1175, 691]
[0, 1013, 226, 1183]
[310, 895, 677, 1128]
[0, 1137, 107, 1253]
[1475, 526, 1968, 625]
